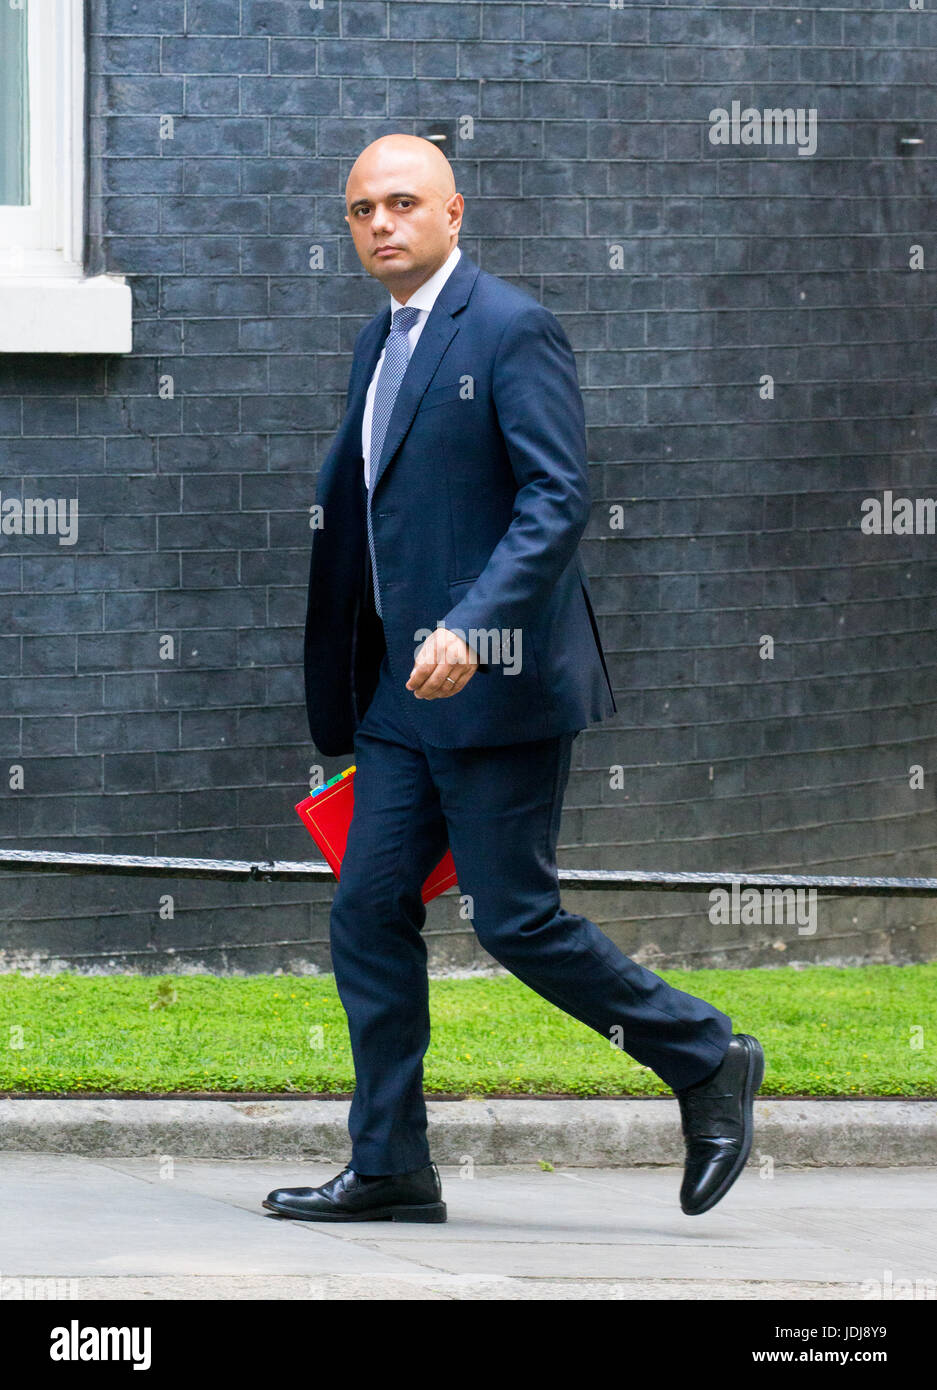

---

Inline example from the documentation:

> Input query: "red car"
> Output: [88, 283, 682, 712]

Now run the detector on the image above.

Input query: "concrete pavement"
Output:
[1, 1154, 935, 1300]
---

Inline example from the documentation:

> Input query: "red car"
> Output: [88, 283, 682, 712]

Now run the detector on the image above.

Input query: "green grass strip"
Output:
[0, 964, 934, 1097]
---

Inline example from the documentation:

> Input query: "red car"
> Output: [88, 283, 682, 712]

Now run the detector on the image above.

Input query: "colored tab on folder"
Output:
[295, 766, 458, 905]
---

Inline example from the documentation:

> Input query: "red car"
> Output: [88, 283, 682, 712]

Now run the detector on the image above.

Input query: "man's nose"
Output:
[371, 204, 394, 232]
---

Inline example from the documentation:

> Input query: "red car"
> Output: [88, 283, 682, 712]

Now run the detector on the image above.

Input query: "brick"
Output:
[185, 0, 241, 35]
[92, 1, 184, 35]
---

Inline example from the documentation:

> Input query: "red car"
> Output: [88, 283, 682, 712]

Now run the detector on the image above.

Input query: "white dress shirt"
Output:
[362, 243, 462, 487]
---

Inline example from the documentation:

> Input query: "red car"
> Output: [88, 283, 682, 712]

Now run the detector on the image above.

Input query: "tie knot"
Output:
[391, 305, 420, 335]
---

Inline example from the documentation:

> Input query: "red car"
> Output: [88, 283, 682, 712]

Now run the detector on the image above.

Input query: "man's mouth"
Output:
[374, 246, 403, 258]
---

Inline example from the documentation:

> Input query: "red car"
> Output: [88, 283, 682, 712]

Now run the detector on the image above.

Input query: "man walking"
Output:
[263, 135, 764, 1225]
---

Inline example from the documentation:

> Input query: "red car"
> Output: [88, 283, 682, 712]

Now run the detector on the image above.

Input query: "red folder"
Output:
[295, 765, 458, 905]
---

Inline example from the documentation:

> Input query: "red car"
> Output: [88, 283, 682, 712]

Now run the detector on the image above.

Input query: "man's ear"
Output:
[446, 192, 464, 234]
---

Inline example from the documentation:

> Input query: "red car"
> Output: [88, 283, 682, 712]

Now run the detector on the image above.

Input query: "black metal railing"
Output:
[2, 848, 936, 897]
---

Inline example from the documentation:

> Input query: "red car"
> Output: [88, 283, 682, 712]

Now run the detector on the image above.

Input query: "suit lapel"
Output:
[344, 307, 390, 455]
[367, 252, 479, 499]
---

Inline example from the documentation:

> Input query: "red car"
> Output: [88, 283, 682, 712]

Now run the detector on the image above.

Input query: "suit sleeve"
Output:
[442, 304, 591, 653]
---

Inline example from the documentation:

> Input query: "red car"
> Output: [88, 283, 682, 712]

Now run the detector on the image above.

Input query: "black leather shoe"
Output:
[675, 1033, 765, 1216]
[262, 1163, 447, 1223]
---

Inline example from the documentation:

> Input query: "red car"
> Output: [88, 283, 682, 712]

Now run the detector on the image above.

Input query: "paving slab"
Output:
[0, 1155, 934, 1301]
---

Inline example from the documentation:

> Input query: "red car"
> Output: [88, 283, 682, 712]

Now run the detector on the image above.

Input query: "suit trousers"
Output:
[329, 598, 734, 1175]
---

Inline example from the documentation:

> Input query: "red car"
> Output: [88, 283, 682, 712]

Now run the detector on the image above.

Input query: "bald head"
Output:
[347, 134, 456, 203]
[344, 135, 463, 301]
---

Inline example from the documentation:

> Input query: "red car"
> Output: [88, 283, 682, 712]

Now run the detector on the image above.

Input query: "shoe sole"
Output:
[261, 1199, 447, 1223]
[682, 1033, 765, 1216]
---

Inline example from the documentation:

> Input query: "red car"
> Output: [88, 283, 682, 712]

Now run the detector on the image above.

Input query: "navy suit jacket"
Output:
[303, 250, 617, 755]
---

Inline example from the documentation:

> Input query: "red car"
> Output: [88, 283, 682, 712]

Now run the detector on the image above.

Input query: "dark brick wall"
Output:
[2, 1, 936, 973]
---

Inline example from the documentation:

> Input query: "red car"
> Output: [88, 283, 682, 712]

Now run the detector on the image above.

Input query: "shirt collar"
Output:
[389, 244, 462, 319]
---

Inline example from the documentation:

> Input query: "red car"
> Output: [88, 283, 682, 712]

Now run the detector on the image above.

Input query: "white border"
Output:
[0, 0, 132, 353]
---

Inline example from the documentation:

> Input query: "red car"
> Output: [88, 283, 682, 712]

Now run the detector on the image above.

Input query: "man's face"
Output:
[344, 149, 463, 299]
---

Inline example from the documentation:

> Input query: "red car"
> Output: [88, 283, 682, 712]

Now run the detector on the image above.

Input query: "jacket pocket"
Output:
[446, 576, 489, 672]
[420, 381, 469, 412]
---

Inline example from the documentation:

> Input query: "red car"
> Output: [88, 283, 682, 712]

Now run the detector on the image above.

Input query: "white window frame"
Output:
[0, 0, 131, 352]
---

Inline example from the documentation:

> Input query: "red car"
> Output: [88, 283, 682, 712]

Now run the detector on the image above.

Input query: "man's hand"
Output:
[406, 627, 479, 699]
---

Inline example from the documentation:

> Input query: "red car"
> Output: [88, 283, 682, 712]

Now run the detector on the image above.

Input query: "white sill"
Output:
[0, 274, 133, 353]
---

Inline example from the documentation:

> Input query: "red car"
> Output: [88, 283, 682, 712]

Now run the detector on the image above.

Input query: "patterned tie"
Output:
[367, 304, 421, 617]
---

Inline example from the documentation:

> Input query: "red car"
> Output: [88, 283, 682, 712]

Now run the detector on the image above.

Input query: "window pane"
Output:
[0, 0, 29, 206]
